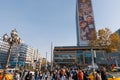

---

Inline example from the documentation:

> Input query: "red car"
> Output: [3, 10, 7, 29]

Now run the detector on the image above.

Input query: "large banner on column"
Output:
[77, 0, 96, 46]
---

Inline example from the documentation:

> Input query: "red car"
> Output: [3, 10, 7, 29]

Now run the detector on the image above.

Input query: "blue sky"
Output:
[0, 0, 120, 61]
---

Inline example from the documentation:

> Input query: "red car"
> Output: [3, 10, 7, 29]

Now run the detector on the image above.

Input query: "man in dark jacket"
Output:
[25, 71, 31, 80]
[101, 67, 107, 80]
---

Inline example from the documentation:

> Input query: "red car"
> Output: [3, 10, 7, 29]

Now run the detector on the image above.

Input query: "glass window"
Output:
[85, 52, 92, 64]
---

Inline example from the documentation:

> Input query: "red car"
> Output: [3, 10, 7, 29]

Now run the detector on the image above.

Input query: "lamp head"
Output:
[3, 33, 8, 42]
[11, 29, 18, 38]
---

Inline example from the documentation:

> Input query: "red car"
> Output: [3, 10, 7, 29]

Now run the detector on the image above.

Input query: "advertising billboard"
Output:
[77, 0, 96, 46]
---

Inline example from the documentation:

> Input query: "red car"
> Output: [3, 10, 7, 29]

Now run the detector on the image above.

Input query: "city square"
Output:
[0, 0, 120, 80]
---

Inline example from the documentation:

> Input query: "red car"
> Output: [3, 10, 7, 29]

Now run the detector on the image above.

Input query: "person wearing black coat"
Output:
[101, 67, 107, 80]
[25, 71, 32, 80]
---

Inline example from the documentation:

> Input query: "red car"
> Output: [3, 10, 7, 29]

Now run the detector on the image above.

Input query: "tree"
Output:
[97, 28, 111, 52]
[109, 33, 120, 52]
[97, 28, 120, 53]
[89, 27, 120, 67]
[88, 30, 97, 47]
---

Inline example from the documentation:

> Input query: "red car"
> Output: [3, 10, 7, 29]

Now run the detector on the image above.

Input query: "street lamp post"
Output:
[46, 52, 48, 68]
[2, 29, 21, 80]
[91, 48, 95, 69]
[51, 42, 53, 72]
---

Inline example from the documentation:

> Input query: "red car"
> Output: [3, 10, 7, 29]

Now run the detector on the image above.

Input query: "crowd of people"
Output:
[51, 66, 107, 80]
[0, 65, 108, 80]
[12, 68, 49, 80]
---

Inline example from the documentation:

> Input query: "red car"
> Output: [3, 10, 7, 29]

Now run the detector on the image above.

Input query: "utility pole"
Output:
[51, 42, 53, 72]
[91, 49, 95, 69]
[46, 52, 48, 68]
[93, 50, 96, 64]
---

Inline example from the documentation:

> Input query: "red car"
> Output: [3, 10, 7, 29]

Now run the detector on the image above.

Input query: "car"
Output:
[88, 72, 120, 80]
[0, 73, 13, 80]
[112, 67, 120, 72]
[0, 69, 15, 80]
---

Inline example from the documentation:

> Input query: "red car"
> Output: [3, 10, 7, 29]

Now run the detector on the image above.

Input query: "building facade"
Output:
[0, 38, 9, 68]
[53, 46, 120, 66]
[116, 28, 120, 36]
[54, 46, 77, 66]
[0, 37, 42, 69]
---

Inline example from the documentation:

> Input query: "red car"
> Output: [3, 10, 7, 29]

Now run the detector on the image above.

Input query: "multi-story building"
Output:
[116, 28, 120, 37]
[0, 37, 42, 69]
[54, 46, 77, 66]
[0, 37, 9, 68]
[53, 46, 120, 66]
[10, 44, 41, 68]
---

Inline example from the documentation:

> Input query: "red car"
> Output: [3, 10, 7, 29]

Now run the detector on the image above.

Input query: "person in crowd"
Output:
[19, 69, 24, 79]
[25, 71, 31, 80]
[71, 69, 78, 80]
[83, 69, 89, 80]
[0, 73, 2, 80]
[92, 69, 97, 80]
[44, 72, 48, 80]
[77, 69, 84, 80]
[13, 70, 20, 80]
[96, 70, 102, 80]
[59, 68, 66, 80]
[39, 71, 43, 80]
[65, 68, 70, 80]
[56, 70, 61, 80]
[52, 69, 58, 80]
[101, 67, 107, 80]
[34, 69, 39, 80]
